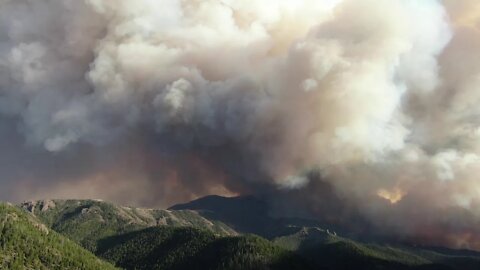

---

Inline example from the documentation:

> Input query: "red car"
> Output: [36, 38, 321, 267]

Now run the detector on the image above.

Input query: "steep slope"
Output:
[0, 203, 116, 270]
[97, 226, 315, 270]
[21, 199, 236, 252]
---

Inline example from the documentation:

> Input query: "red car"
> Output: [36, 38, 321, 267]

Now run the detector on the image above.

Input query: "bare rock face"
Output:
[20, 200, 56, 215]
[21, 201, 37, 214]
[40, 200, 56, 212]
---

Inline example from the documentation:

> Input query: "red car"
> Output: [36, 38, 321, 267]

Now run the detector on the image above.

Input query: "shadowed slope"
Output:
[97, 226, 315, 270]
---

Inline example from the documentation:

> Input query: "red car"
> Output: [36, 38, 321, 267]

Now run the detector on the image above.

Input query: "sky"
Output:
[1, 0, 480, 250]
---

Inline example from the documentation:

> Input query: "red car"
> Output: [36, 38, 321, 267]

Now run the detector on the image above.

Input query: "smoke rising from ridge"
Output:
[1, 0, 480, 250]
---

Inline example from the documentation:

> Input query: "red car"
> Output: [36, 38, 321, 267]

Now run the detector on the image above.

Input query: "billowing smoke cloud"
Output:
[1, 0, 480, 250]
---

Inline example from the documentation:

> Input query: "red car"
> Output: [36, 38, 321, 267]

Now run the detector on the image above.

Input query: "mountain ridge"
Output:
[0, 202, 116, 270]
[9, 195, 480, 270]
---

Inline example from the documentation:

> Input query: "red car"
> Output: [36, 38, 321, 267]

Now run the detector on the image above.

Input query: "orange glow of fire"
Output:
[377, 187, 406, 204]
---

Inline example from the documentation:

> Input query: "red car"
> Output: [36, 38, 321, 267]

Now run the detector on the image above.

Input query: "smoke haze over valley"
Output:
[1, 0, 480, 251]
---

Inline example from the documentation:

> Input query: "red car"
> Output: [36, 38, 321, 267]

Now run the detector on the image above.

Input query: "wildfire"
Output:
[377, 187, 406, 204]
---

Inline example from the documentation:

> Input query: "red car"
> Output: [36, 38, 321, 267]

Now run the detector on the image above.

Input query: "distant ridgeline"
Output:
[0, 196, 478, 269]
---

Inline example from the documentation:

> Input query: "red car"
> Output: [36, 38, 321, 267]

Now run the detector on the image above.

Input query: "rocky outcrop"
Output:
[20, 200, 56, 215]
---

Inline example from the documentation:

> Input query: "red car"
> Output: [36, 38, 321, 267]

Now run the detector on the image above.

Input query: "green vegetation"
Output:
[22, 199, 235, 252]
[0, 203, 116, 270]
[299, 238, 432, 270]
[274, 227, 480, 270]
[98, 226, 313, 270]
[8, 197, 480, 270]
[29, 200, 146, 252]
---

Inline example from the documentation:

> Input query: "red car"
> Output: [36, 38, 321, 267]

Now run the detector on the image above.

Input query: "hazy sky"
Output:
[1, 0, 480, 250]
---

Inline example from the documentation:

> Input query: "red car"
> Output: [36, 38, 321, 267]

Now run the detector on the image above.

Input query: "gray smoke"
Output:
[1, 0, 480, 250]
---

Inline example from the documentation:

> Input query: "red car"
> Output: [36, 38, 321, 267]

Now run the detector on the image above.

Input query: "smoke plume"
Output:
[1, 0, 480, 250]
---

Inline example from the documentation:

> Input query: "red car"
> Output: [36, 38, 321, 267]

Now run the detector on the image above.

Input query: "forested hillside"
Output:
[21, 199, 236, 252]
[98, 226, 313, 270]
[0, 203, 116, 270]
[7, 197, 480, 270]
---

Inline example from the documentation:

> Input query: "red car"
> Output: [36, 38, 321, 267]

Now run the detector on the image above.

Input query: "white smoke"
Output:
[1, 0, 480, 249]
